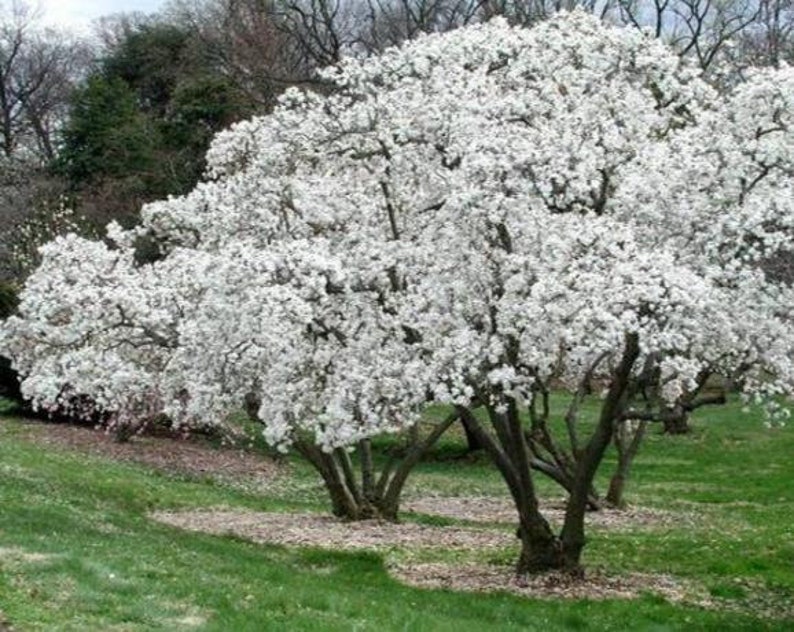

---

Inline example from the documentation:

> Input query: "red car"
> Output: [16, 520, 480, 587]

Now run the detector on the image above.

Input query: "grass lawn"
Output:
[0, 398, 792, 630]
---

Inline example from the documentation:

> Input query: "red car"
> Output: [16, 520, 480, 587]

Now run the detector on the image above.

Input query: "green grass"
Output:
[0, 399, 792, 630]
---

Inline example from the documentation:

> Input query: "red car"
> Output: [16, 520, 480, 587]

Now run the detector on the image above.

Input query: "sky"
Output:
[38, 0, 167, 32]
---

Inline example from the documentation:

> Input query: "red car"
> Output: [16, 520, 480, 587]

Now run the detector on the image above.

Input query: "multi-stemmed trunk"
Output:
[457, 403, 563, 571]
[459, 334, 640, 575]
[296, 413, 457, 520]
[557, 334, 640, 572]
[255, 407, 458, 521]
[524, 406, 603, 511]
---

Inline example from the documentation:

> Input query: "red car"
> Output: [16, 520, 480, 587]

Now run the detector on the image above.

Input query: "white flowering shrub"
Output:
[1, 12, 791, 572]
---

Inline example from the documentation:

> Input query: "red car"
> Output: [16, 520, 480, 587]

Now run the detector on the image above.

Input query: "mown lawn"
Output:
[0, 398, 792, 631]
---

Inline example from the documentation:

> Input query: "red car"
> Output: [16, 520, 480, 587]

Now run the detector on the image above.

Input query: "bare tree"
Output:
[160, 0, 780, 93]
[0, 1, 90, 162]
[615, 0, 761, 70]
[0, 2, 90, 281]
[165, 0, 323, 104]
[92, 11, 156, 53]
[357, 0, 484, 52]
[735, 0, 794, 65]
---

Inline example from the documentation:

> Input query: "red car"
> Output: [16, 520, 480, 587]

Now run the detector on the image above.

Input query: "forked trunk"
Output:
[458, 404, 568, 574]
[242, 393, 445, 521]
[456, 336, 640, 576]
[560, 334, 640, 573]
[286, 412, 458, 522]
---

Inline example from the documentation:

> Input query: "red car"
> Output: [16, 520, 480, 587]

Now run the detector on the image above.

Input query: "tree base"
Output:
[330, 499, 399, 523]
[662, 419, 691, 434]
[515, 534, 587, 576]
[662, 413, 691, 435]
[605, 474, 627, 509]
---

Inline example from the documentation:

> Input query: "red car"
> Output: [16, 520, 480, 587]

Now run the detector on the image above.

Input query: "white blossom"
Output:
[1, 11, 791, 449]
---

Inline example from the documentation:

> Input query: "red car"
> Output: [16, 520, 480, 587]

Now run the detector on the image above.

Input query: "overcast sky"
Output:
[39, 0, 167, 32]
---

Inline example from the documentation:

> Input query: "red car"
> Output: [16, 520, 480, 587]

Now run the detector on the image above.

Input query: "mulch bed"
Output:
[392, 562, 704, 602]
[404, 496, 693, 529]
[12, 419, 281, 486]
[150, 508, 708, 603]
[152, 509, 512, 550]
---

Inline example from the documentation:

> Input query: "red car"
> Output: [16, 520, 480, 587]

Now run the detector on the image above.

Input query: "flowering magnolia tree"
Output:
[2, 12, 792, 574]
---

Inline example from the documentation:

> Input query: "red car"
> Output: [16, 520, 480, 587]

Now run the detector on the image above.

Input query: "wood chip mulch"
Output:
[150, 508, 710, 603]
[391, 563, 706, 602]
[404, 496, 692, 529]
[151, 509, 513, 550]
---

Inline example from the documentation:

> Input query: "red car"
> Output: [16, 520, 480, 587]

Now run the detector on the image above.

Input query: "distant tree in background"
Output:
[735, 0, 794, 67]
[165, 0, 306, 106]
[0, 1, 89, 281]
[0, 1, 89, 161]
[57, 76, 157, 186]
[56, 19, 257, 227]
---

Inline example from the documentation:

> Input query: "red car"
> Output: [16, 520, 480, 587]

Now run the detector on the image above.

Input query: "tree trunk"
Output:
[560, 334, 640, 575]
[516, 522, 563, 574]
[662, 410, 691, 434]
[284, 412, 457, 522]
[606, 419, 647, 508]
[605, 473, 626, 508]
[461, 417, 483, 452]
[457, 403, 567, 575]
[378, 413, 458, 519]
